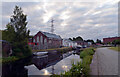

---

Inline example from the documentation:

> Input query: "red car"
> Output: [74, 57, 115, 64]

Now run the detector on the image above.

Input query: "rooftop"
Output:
[39, 31, 62, 40]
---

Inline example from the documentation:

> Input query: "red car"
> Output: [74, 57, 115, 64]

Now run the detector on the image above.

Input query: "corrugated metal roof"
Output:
[40, 31, 62, 40]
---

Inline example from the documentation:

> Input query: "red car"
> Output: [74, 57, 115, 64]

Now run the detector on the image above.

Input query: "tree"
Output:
[86, 39, 95, 44]
[2, 23, 15, 42]
[72, 36, 83, 41]
[73, 37, 76, 41]
[76, 36, 83, 41]
[96, 39, 102, 44]
[112, 39, 120, 46]
[3, 6, 31, 57]
[69, 38, 72, 41]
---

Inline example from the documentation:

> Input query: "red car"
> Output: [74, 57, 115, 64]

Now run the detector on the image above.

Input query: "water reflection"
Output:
[62, 65, 68, 69]
[42, 69, 50, 75]
[25, 54, 81, 75]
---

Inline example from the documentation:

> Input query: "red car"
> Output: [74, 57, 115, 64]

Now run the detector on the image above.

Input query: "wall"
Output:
[32, 32, 62, 50]
[103, 37, 120, 44]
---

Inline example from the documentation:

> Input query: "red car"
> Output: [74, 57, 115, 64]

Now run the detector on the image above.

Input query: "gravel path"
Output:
[90, 47, 118, 75]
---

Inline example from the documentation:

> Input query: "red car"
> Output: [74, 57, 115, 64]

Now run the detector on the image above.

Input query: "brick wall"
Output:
[103, 37, 120, 44]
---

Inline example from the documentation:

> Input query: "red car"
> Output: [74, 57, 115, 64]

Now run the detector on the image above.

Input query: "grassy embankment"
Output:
[0, 56, 19, 63]
[109, 46, 120, 52]
[51, 47, 95, 77]
[0, 55, 31, 64]
[32, 47, 72, 53]
[79, 47, 95, 76]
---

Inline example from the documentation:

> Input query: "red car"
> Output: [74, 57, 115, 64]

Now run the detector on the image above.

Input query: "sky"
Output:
[1, 0, 119, 41]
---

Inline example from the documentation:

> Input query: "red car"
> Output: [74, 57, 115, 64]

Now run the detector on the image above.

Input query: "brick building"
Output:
[29, 31, 62, 50]
[103, 37, 120, 44]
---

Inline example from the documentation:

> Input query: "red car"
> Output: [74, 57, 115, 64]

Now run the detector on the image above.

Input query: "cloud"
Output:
[1, 1, 118, 41]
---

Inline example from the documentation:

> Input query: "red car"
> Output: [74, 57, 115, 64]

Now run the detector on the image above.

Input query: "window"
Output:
[33, 39, 35, 42]
[44, 38, 47, 44]
[37, 36, 39, 42]
[41, 36, 43, 43]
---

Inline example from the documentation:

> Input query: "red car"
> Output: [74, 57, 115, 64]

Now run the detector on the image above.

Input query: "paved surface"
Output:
[90, 47, 118, 75]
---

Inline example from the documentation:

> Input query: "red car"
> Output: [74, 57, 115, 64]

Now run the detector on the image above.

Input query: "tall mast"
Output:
[51, 18, 54, 33]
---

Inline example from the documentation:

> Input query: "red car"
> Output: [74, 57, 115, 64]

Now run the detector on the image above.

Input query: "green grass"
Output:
[109, 47, 120, 52]
[80, 47, 95, 76]
[0, 55, 30, 64]
[32, 47, 72, 53]
[80, 48, 94, 59]
[0, 56, 19, 63]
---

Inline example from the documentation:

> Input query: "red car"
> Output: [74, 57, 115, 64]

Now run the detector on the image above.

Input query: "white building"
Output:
[62, 39, 77, 47]
[88, 42, 92, 46]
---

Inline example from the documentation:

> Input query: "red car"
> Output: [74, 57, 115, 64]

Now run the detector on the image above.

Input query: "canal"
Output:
[2, 50, 81, 77]
[25, 53, 81, 75]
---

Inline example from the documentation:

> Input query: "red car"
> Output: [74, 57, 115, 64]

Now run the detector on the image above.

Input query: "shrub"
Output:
[81, 56, 93, 76]
[61, 62, 82, 77]
[1, 56, 19, 63]
[80, 48, 94, 58]
[80, 51, 88, 59]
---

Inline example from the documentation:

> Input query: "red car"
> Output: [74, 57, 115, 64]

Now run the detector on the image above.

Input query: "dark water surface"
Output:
[25, 54, 81, 75]
[2, 50, 81, 77]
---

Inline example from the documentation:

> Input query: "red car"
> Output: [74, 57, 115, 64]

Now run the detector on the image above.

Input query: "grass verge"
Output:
[0, 55, 31, 64]
[80, 47, 95, 76]
[109, 46, 120, 52]
[0, 56, 19, 63]
[32, 47, 72, 53]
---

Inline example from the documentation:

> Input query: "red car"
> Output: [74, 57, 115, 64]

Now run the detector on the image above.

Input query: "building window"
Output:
[41, 36, 43, 44]
[37, 36, 39, 42]
[44, 38, 47, 44]
[33, 39, 35, 42]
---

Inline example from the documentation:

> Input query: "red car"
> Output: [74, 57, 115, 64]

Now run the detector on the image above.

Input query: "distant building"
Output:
[103, 37, 120, 44]
[75, 41, 93, 47]
[88, 42, 92, 46]
[96, 43, 103, 47]
[62, 39, 77, 47]
[75, 41, 86, 47]
[29, 31, 62, 50]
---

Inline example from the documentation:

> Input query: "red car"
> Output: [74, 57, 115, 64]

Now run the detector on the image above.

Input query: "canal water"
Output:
[25, 54, 81, 75]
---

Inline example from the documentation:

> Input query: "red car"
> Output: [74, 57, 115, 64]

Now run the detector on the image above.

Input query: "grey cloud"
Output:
[1, 2, 118, 41]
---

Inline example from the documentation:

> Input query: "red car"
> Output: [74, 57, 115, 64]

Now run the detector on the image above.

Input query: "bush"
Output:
[61, 62, 82, 77]
[81, 56, 93, 76]
[1, 56, 19, 63]
[80, 51, 88, 59]
[79, 48, 95, 76]
[80, 48, 94, 59]
[23, 45, 32, 56]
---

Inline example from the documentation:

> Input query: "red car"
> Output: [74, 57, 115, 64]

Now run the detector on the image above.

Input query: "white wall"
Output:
[62, 39, 77, 47]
